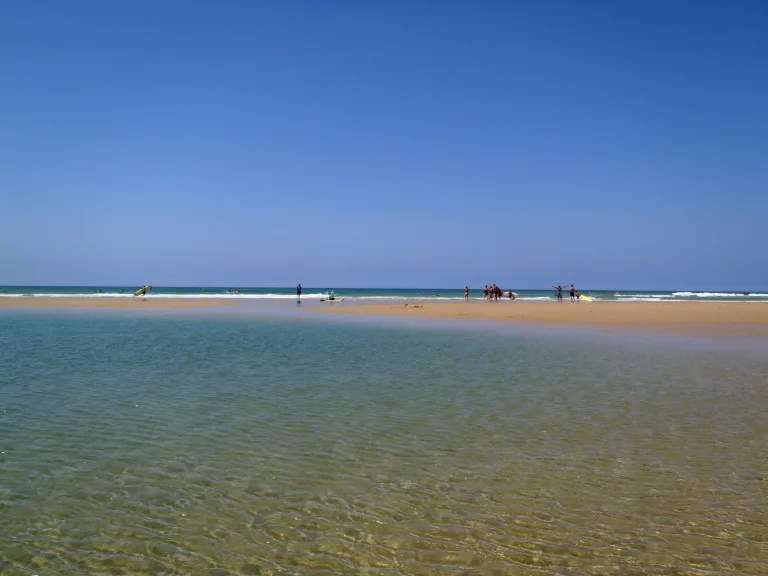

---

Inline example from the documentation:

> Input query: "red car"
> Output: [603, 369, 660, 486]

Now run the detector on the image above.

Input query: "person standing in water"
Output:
[553, 285, 564, 302]
[464, 286, 469, 302]
[569, 285, 576, 302]
[296, 283, 302, 301]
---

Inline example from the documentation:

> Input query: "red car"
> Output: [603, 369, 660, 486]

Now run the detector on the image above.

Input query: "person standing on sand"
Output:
[569, 285, 575, 302]
[464, 286, 469, 302]
[553, 285, 564, 302]
[296, 284, 302, 300]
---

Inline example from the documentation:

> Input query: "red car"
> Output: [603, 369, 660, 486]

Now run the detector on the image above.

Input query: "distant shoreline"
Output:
[0, 298, 234, 309]
[0, 286, 766, 304]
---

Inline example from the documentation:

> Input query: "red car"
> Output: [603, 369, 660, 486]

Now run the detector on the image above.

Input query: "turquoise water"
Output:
[1, 309, 767, 575]
[1, 285, 767, 302]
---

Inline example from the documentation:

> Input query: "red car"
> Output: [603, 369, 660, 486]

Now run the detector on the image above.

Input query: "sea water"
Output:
[0, 309, 766, 575]
[1, 286, 767, 303]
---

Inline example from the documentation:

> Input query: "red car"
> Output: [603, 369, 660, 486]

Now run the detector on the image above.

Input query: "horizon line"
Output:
[0, 285, 764, 292]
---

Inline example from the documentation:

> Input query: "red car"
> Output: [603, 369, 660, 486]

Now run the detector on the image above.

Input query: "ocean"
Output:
[1, 306, 766, 575]
[1, 286, 767, 302]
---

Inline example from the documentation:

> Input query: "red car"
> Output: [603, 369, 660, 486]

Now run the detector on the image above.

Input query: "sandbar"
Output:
[315, 301, 768, 335]
[0, 298, 234, 309]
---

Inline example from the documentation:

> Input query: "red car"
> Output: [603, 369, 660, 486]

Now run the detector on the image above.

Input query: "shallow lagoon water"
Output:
[1, 308, 766, 575]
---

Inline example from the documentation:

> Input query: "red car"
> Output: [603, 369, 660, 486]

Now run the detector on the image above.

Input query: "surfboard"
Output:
[320, 298, 344, 302]
[133, 286, 152, 297]
[581, 295, 593, 302]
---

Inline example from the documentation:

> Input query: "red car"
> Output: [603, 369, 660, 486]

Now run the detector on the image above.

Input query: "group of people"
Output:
[294, 283, 587, 303]
[553, 285, 582, 302]
[467, 284, 516, 302]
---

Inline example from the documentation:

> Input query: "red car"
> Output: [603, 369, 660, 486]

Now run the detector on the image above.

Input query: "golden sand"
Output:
[315, 301, 768, 335]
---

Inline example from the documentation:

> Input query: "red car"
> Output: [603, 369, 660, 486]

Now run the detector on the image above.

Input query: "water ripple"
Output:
[0, 313, 766, 574]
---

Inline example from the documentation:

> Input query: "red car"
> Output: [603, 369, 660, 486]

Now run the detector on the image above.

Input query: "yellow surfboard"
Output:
[581, 295, 593, 302]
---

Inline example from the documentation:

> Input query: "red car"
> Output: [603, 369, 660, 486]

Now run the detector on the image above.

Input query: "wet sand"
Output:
[0, 298, 235, 309]
[315, 301, 768, 335]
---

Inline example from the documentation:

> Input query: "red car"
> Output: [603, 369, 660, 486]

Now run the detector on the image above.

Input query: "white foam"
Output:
[672, 292, 767, 298]
[617, 294, 676, 299]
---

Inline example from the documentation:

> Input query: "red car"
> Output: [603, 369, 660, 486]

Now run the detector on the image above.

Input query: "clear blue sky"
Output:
[1, 0, 766, 289]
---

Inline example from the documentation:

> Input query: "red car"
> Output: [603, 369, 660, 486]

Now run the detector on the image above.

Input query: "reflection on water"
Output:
[1, 313, 766, 575]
